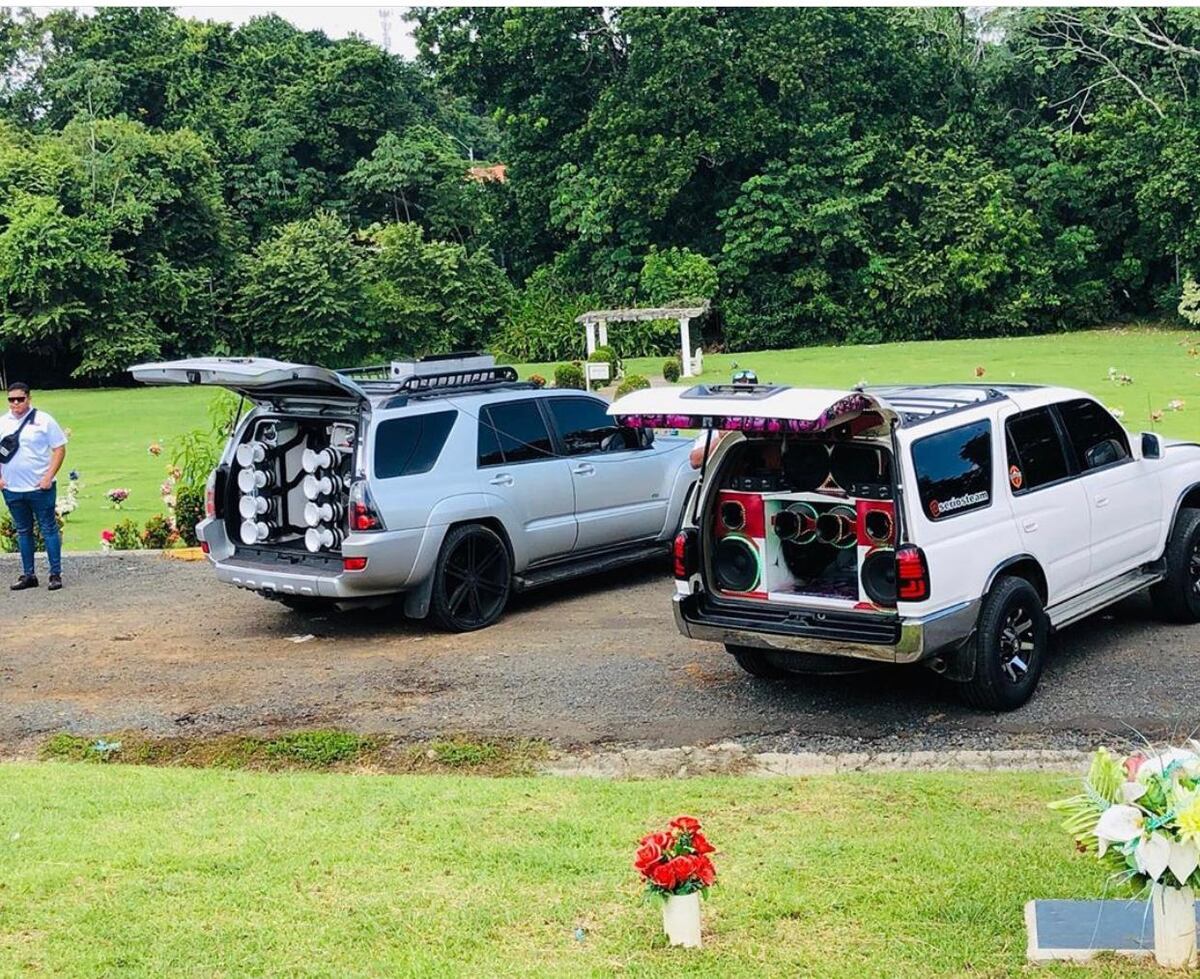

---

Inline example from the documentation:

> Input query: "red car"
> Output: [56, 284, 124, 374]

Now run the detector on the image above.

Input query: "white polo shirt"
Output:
[0, 408, 68, 492]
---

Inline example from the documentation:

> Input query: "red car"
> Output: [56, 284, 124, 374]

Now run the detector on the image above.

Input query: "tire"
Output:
[959, 576, 1048, 711]
[430, 524, 512, 632]
[1150, 509, 1200, 623]
[267, 594, 328, 614]
[726, 644, 791, 679]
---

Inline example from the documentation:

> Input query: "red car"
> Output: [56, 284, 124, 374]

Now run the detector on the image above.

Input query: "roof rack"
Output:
[334, 354, 530, 403]
[864, 384, 1013, 426]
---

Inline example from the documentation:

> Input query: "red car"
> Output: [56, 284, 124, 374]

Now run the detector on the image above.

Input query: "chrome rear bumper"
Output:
[673, 593, 978, 665]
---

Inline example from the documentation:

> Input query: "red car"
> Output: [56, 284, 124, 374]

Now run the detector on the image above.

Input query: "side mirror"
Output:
[1142, 432, 1164, 460]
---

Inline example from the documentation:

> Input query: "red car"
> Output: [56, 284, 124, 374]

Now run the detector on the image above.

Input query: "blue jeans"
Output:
[2, 485, 61, 577]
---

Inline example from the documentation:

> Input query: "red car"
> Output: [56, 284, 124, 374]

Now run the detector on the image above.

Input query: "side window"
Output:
[911, 420, 992, 521]
[1056, 398, 1130, 472]
[1005, 407, 1070, 493]
[546, 397, 632, 455]
[374, 411, 456, 479]
[477, 400, 554, 466]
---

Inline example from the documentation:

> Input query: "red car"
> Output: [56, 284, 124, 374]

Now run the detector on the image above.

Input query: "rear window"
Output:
[374, 411, 456, 479]
[1005, 407, 1069, 493]
[911, 420, 992, 521]
[478, 400, 554, 466]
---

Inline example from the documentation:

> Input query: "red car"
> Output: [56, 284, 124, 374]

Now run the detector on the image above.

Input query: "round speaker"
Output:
[829, 443, 889, 491]
[773, 502, 817, 543]
[238, 494, 271, 519]
[815, 505, 856, 548]
[239, 518, 275, 545]
[302, 446, 340, 474]
[861, 548, 897, 606]
[714, 536, 761, 593]
[235, 441, 267, 467]
[783, 442, 830, 492]
[719, 500, 746, 532]
[863, 509, 893, 545]
[236, 467, 274, 493]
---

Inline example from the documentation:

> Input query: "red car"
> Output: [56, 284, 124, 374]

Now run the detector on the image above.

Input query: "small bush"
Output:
[663, 358, 682, 382]
[142, 513, 176, 549]
[527, 373, 546, 389]
[111, 519, 142, 551]
[554, 362, 586, 390]
[263, 730, 378, 767]
[174, 485, 205, 546]
[615, 374, 651, 398]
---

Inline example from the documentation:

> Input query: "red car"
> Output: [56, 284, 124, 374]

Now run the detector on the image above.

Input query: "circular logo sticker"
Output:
[1009, 465, 1023, 490]
[928, 499, 940, 518]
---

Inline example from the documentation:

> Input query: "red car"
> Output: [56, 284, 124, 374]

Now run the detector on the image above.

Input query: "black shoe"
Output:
[48, 574, 62, 591]
[10, 574, 38, 590]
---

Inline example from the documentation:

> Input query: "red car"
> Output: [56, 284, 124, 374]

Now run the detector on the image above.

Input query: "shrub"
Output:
[111, 519, 142, 551]
[588, 344, 621, 380]
[527, 373, 546, 389]
[615, 374, 651, 399]
[663, 358, 682, 382]
[174, 485, 205, 547]
[640, 246, 718, 306]
[554, 362, 586, 390]
[0, 509, 64, 553]
[142, 513, 176, 549]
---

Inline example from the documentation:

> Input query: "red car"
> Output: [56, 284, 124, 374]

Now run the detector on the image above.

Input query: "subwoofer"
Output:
[860, 548, 897, 606]
[714, 535, 763, 593]
[714, 490, 767, 596]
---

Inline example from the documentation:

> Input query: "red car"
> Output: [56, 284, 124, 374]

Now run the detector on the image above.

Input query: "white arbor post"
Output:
[597, 320, 608, 348]
[585, 320, 597, 357]
[679, 316, 693, 376]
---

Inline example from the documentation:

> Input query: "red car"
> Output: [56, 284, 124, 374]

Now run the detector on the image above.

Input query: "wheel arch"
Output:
[984, 554, 1048, 607]
[1165, 484, 1200, 553]
[446, 516, 515, 566]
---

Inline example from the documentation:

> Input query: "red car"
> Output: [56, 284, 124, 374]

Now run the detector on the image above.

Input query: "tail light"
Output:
[204, 469, 218, 519]
[343, 556, 368, 572]
[896, 545, 931, 602]
[673, 528, 698, 580]
[348, 479, 385, 532]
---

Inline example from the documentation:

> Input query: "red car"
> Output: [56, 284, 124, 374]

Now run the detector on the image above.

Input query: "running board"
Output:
[513, 543, 666, 592]
[1048, 568, 1163, 630]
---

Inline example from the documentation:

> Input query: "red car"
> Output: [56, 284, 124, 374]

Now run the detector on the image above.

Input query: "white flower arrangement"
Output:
[1052, 745, 1200, 890]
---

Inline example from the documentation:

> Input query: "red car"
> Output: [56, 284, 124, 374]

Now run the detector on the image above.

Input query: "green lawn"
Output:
[0, 763, 1161, 977]
[19, 325, 1200, 551]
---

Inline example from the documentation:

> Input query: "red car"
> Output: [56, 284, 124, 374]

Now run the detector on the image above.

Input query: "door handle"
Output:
[489, 474, 514, 487]
[1095, 496, 1110, 508]
[1022, 519, 1038, 532]
[572, 463, 595, 476]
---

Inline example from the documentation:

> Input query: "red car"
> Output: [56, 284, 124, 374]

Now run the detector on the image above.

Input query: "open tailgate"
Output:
[608, 384, 899, 434]
[129, 357, 368, 406]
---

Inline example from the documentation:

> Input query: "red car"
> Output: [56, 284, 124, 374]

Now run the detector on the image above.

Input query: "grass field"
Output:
[0, 763, 1164, 977]
[18, 325, 1200, 551]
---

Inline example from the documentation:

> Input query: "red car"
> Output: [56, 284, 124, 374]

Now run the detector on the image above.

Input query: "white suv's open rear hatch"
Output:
[608, 384, 899, 433]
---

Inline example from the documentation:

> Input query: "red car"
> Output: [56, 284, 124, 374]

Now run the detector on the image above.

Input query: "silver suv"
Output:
[133, 354, 697, 630]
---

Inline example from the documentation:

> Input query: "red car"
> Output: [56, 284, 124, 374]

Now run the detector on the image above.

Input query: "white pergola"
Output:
[576, 303, 710, 377]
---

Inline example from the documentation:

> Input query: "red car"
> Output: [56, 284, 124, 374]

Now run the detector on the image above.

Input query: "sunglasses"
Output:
[7, 396, 27, 403]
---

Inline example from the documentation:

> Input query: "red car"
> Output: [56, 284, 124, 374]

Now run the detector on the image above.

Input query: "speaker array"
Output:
[713, 491, 767, 596]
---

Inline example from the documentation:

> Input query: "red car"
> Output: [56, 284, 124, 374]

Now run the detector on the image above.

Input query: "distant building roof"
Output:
[466, 164, 507, 184]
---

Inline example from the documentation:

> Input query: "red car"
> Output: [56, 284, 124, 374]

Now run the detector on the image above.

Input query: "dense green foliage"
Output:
[3, 7, 1200, 380]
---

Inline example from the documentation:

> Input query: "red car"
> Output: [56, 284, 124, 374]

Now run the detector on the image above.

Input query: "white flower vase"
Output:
[1152, 882, 1197, 969]
[662, 892, 702, 948]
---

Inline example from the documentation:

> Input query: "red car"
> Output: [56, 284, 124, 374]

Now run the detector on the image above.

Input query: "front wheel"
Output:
[958, 577, 1048, 711]
[430, 524, 512, 632]
[1150, 509, 1200, 623]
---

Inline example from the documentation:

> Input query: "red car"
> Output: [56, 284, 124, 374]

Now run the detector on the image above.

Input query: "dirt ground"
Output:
[2, 552, 1198, 756]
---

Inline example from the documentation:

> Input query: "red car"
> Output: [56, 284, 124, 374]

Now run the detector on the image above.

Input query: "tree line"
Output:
[1, 7, 1199, 385]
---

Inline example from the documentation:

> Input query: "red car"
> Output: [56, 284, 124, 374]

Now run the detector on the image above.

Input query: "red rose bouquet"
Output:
[634, 815, 717, 899]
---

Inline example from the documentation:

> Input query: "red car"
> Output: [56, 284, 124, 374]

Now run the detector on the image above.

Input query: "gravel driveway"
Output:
[2, 552, 1197, 755]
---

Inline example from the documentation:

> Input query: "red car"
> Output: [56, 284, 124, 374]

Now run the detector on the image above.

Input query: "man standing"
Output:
[0, 382, 67, 590]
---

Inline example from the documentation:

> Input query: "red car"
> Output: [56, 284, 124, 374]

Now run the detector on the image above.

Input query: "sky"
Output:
[28, 5, 421, 57]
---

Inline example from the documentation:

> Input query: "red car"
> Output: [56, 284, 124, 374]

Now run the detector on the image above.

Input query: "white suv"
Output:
[610, 382, 1200, 710]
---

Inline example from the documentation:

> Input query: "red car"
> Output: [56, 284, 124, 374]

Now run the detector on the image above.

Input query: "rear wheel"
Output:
[725, 644, 791, 679]
[1150, 509, 1200, 623]
[959, 577, 1048, 711]
[430, 524, 512, 632]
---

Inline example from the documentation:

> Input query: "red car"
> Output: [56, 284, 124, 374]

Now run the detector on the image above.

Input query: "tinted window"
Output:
[1005, 408, 1069, 493]
[912, 420, 992, 521]
[1057, 398, 1130, 471]
[546, 397, 631, 455]
[478, 400, 554, 465]
[374, 411, 457, 479]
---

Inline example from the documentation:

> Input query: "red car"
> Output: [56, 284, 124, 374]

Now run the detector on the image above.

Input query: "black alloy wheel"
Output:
[431, 524, 512, 632]
[1151, 509, 1200, 623]
[959, 576, 1048, 711]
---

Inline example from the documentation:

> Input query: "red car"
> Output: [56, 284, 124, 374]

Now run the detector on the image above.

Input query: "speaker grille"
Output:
[861, 548, 897, 606]
[714, 536, 761, 593]
[719, 500, 746, 532]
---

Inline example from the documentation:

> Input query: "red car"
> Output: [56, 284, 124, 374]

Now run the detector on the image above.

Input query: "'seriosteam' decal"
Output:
[928, 490, 989, 519]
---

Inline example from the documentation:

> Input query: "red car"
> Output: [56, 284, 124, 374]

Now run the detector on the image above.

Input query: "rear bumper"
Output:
[673, 592, 978, 665]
